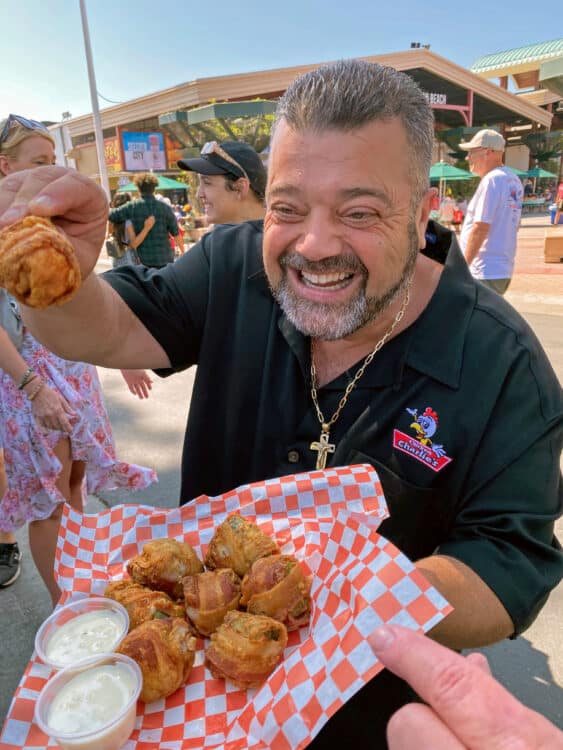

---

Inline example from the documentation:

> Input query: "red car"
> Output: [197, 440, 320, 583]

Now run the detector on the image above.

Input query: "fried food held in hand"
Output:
[104, 579, 185, 631]
[205, 611, 288, 689]
[183, 568, 241, 636]
[0, 216, 81, 309]
[117, 617, 196, 703]
[127, 538, 204, 600]
[240, 555, 311, 630]
[205, 514, 280, 577]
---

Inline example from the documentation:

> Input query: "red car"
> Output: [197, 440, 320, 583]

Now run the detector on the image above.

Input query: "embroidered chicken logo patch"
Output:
[393, 407, 452, 472]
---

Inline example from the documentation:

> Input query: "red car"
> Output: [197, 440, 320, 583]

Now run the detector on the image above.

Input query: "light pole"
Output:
[79, 0, 110, 198]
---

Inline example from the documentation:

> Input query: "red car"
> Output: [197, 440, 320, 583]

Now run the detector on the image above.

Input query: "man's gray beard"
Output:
[270, 221, 420, 341]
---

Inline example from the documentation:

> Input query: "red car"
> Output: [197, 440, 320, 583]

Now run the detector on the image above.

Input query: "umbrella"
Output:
[117, 175, 188, 193]
[429, 162, 474, 200]
[429, 162, 473, 180]
[526, 167, 557, 179]
[506, 166, 528, 177]
[525, 166, 557, 194]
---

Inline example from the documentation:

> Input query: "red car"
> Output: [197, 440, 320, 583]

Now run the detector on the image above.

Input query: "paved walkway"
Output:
[505, 215, 563, 315]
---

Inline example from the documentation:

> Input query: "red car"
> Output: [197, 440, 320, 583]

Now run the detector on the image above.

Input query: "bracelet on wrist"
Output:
[17, 367, 35, 390]
[27, 380, 44, 401]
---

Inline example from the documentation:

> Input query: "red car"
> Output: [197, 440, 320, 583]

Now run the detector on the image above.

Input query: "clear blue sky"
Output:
[0, 0, 559, 123]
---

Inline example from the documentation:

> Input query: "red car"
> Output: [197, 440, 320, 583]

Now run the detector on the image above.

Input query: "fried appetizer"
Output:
[0, 216, 81, 309]
[240, 555, 311, 630]
[183, 568, 242, 636]
[117, 617, 196, 703]
[104, 579, 185, 631]
[204, 514, 280, 577]
[205, 611, 287, 689]
[127, 538, 204, 600]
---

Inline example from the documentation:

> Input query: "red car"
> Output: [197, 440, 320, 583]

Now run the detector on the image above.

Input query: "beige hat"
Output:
[459, 129, 505, 152]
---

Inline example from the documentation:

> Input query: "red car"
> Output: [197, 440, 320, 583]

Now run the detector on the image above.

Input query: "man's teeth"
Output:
[300, 271, 353, 287]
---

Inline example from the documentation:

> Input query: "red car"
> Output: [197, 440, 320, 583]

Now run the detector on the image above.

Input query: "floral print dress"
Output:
[0, 331, 157, 532]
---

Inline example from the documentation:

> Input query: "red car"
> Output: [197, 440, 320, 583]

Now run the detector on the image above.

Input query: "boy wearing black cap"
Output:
[178, 141, 266, 225]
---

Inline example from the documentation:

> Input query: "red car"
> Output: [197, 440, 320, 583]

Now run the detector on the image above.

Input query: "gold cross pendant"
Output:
[310, 424, 336, 470]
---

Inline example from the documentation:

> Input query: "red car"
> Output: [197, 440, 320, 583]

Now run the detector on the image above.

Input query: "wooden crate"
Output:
[544, 229, 563, 263]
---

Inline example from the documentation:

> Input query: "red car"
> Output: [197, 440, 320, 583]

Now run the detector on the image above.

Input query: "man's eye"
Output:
[345, 211, 374, 221]
[273, 205, 298, 217]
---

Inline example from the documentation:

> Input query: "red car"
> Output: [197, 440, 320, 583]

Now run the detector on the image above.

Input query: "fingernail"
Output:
[368, 625, 396, 652]
[30, 195, 55, 211]
[1, 206, 26, 223]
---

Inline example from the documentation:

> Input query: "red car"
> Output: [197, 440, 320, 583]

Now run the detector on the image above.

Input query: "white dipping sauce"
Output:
[47, 663, 136, 735]
[45, 610, 124, 666]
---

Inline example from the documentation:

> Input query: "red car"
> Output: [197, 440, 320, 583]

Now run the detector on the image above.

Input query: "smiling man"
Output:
[1, 60, 561, 749]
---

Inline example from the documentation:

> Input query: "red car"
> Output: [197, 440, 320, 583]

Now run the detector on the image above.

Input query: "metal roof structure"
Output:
[58, 48, 552, 139]
[471, 39, 563, 75]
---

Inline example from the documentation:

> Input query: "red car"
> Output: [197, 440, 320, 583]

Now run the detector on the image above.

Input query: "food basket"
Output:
[0, 464, 451, 750]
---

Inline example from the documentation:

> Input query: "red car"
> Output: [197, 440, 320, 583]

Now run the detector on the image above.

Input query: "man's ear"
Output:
[415, 188, 434, 248]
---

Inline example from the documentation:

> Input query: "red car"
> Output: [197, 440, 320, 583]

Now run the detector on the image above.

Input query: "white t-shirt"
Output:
[460, 167, 523, 280]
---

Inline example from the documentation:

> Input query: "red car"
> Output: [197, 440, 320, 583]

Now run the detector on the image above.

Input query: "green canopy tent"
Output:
[526, 166, 558, 193]
[429, 162, 474, 200]
[526, 167, 558, 178]
[506, 166, 528, 177]
[116, 175, 188, 193]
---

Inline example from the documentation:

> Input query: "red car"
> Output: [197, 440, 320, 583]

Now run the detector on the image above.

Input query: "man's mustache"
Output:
[279, 252, 367, 276]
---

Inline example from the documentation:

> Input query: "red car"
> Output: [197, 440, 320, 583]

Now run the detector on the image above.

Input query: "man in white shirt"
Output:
[459, 129, 523, 295]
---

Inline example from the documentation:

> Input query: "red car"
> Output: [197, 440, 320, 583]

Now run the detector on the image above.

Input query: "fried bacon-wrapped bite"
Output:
[205, 611, 287, 689]
[127, 538, 204, 600]
[104, 579, 185, 631]
[183, 568, 241, 637]
[0, 216, 81, 309]
[117, 617, 196, 703]
[240, 555, 311, 631]
[204, 514, 280, 577]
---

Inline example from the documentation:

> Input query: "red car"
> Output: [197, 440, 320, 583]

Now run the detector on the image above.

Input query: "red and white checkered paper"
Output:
[1, 464, 451, 750]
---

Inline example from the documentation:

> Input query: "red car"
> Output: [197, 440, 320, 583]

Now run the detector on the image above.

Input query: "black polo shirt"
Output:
[105, 219, 562, 748]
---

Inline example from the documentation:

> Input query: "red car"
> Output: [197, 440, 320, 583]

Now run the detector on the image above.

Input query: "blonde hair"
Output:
[0, 119, 55, 159]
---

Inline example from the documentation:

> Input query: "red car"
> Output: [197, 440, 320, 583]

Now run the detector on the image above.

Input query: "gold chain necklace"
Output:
[309, 283, 412, 469]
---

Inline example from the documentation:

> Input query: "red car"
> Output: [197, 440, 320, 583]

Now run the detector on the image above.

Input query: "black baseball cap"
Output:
[178, 141, 266, 199]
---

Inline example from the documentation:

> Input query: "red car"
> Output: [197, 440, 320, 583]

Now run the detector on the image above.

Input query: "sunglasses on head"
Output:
[1, 114, 49, 144]
[201, 141, 248, 180]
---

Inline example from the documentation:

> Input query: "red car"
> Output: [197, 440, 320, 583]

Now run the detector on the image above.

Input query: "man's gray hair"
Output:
[273, 59, 434, 203]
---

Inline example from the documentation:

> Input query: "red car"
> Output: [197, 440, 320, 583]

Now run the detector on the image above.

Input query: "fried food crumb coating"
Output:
[117, 617, 196, 703]
[205, 610, 288, 689]
[183, 568, 241, 636]
[0, 216, 81, 308]
[104, 579, 185, 631]
[240, 555, 311, 630]
[127, 538, 204, 600]
[205, 514, 280, 577]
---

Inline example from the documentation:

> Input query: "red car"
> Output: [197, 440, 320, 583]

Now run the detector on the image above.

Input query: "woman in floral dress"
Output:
[0, 115, 157, 603]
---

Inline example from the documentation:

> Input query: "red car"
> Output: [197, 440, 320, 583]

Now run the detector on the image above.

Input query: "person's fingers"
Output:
[369, 625, 563, 750]
[60, 399, 77, 416]
[0, 167, 107, 225]
[387, 703, 465, 750]
[465, 652, 492, 675]
[58, 414, 73, 434]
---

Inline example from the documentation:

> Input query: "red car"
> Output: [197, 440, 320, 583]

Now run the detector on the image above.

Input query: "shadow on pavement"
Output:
[466, 636, 563, 728]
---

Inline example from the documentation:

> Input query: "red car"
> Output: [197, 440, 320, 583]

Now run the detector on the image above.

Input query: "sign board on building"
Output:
[424, 92, 448, 105]
[104, 137, 122, 172]
[121, 131, 166, 171]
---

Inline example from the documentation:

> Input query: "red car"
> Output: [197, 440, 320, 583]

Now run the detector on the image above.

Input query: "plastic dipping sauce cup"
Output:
[34, 653, 142, 750]
[34, 597, 129, 671]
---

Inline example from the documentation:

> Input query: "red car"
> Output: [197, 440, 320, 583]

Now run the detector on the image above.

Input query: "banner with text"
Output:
[122, 131, 166, 171]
